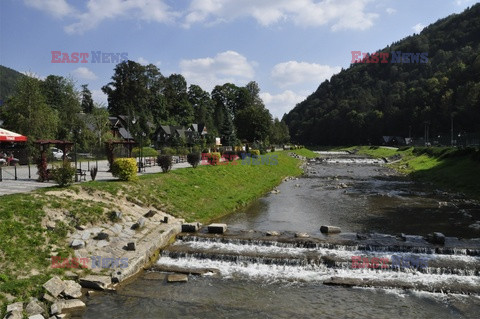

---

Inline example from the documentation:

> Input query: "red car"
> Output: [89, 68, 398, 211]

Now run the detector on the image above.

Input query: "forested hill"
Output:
[283, 4, 480, 145]
[0, 65, 25, 103]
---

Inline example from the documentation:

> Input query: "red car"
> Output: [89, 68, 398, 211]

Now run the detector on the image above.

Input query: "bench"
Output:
[76, 169, 87, 181]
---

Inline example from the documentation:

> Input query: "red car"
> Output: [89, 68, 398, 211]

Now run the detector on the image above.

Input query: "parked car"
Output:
[51, 148, 64, 160]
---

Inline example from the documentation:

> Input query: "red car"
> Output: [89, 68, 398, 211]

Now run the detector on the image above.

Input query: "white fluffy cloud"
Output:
[24, 0, 75, 18]
[71, 67, 98, 80]
[137, 57, 149, 65]
[412, 23, 426, 33]
[62, 0, 178, 34]
[271, 61, 340, 88]
[386, 7, 396, 15]
[260, 90, 307, 119]
[184, 0, 378, 30]
[180, 51, 255, 92]
[91, 89, 108, 106]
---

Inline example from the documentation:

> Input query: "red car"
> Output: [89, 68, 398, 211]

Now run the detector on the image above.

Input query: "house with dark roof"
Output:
[154, 124, 207, 147]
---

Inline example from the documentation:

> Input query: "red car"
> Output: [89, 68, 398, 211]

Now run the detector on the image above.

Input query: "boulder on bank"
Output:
[167, 274, 188, 283]
[79, 275, 111, 290]
[25, 298, 45, 317]
[208, 223, 227, 234]
[266, 231, 280, 236]
[426, 232, 446, 245]
[320, 225, 342, 234]
[182, 222, 200, 232]
[50, 299, 85, 315]
[42, 276, 66, 298]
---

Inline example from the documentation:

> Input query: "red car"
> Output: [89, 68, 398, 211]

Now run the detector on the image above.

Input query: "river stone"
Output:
[266, 231, 280, 236]
[79, 275, 111, 290]
[167, 274, 188, 283]
[126, 241, 136, 251]
[6, 302, 23, 313]
[70, 239, 85, 249]
[182, 223, 199, 232]
[295, 232, 310, 238]
[50, 299, 86, 315]
[62, 280, 82, 299]
[28, 315, 45, 319]
[25, 298, 45, 316]
[208, 223, 227, 234]
[131, 218, 146, 230]
[426, 232, 446, 245]
[144, 210, 157, 218]
[43, 276, 65, 298]
[93, 232, 109, 240]
[320, 225, 342, 234]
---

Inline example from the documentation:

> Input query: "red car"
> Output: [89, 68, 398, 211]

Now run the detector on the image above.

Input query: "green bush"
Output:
[52, 161, 76, 187]
[111, 158, 138, 181]
[132, 147, 158, 157]
[250, 150, 260, 157]
[206, 152, 221, 165]
[176, 147, 190, 156]
[161, 147, 176, 156]
[157, 155, 173, 173]
[187, 153, 201, 168]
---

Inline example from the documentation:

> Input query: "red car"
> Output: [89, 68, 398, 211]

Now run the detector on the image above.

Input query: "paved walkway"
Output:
[0, 159, 191, 196]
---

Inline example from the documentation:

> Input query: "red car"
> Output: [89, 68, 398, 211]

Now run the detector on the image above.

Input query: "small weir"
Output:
[153, 231, 480, 295]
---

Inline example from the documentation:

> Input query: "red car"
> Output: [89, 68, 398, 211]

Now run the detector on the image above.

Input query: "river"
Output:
[81, 153, 480, 318]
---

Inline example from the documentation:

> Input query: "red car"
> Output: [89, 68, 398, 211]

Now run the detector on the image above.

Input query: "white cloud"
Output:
[71, 67, 98, 80]
[91, 89, 108, 106]
[180, 50, 255, 92]
[271, 61, 340, 88]
[454, 0, 476, 6]
[386, 7, 396, 15]
[137, 57, 149, 65]
[184, 0, 378, 31]
[23, 0, 76, 18]
[412, 23, 425, 33]
[260, 90, 306, 119]
[63, 0, 178, 34]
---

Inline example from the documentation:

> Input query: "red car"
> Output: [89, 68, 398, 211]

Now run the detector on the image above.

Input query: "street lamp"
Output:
[130, 117, 136, 158]
[74, 128, 81, 182]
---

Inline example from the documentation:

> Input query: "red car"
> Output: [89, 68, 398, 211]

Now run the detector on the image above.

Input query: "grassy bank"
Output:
[81, 151, 302, 222]
[338, 146, 480, 199]
[0, 151, 302, 311]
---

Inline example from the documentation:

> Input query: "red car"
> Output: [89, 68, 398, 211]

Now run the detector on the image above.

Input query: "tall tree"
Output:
[41, 75, 82, 139]
[81, 84, 94, 114]
[1, 76, 59, 154]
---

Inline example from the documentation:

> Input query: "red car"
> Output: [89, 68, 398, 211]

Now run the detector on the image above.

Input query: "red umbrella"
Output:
[0, 128, 28, 142]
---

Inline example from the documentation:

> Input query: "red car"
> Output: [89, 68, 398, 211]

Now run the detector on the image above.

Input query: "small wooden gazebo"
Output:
[35, 140, 74, 181]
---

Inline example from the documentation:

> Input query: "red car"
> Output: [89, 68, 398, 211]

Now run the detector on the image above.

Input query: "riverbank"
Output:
[0, 151, 303, 316]
[337, 146, 480, 199]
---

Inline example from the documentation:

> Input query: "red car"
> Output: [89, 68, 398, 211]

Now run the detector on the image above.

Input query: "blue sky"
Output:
[0, 0, 478, 119]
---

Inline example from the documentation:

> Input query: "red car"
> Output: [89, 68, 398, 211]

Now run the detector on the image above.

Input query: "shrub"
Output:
[206, 152, 221, 165]
[111, 158, 138, 181]
[132, 147, 158, 157]
[176, 147, 189, 156]
[52, 161, 76, 187]
[161, 147, 176, 156]
[271, 146, 275, 152]
[250, 150, 260, 157]
[90, 166, 98, 181]
[187, 153, 201, 168]
[157, 155, 173, 173]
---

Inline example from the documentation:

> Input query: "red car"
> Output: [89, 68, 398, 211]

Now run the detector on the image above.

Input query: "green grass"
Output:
[81, 151, 303, 222]
[330, 145, 480, 198]
[0, 151, 303, 311]
[290, 148, 318, 159]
